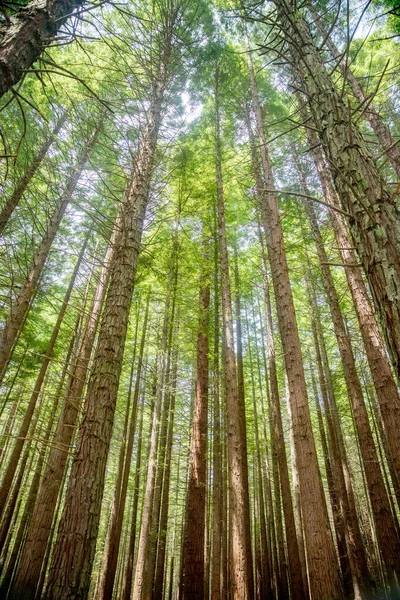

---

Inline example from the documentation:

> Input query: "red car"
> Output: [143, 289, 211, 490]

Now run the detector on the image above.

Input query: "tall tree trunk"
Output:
[303, 121, 400, 500]
[132, 325, 169, 600]
[256, 220, 307, 600]
[142, 230, 179, 600]
[0, 391, 22, 470]
[120, 381, 146, 600]
[134, 230, 178, 600]
[153, 344, 179, 600]
[97, 296, 150, 600]
[181, 239, 210, 599]
[10, 228, 113, 600]
[0, 236, 87, 522]
[307, 276, 373, 598]
[273, 0, 400, 379]
[245, 309, 274, 600]
[0, 115, 102, 384]
[0, 111, 67, 234]
[308, 361, 352, 596]
[0, 380, 47, 555]
[215, 66, 254, 600]
[0, 0, 85, 97]
[153, 203, 183, 600]
[244, 24, 342, 600]
[298, 165, 400, 586]
[211, 222, 222, 600]
[0, 327, 73, 595]
[44, 46, 169, 598]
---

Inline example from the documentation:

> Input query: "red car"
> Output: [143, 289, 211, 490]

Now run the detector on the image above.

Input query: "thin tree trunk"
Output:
[253, 302, 280, 600]
[244, 24, 342, 599]
[0, 332, 71, 595]
[153, 345, 179, 600]
[287, 410, 309, 597]
[221, 403, 228, 600]
[0, 116, 102, 384]
[135, 249, 178, 600]
[307, 277, 372, 597]
[0, 111, 67, 234]
[0, 392, 22, 470]
[313, 283, 375, 587]
[256, 223, 307, 600]
[245, 309, 274, 600]
[253, 472, 262, 600]
[0, 0, 84, 97]
[0, 236, 87, 521]
[215, 66, 254, 600]
[98, 296, 150, 600]
[120, 382, 146, 600]
[181, 239, 210, 599]
[10, 229, 113, 600]
[309, 363, 352, 596]
[132, 331, 169, 600]
[0, 386, 46, 555]
[142, 232, 180, 600]
[153, 200, 183, 600]
[211, 219, 222, 600]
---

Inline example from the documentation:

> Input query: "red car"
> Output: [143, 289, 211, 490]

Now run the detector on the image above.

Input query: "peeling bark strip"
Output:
[0, 0, 85, 98]
[273, 0, 400, 379]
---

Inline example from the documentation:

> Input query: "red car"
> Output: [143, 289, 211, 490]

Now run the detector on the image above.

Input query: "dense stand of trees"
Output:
[0, 0, 400, 599]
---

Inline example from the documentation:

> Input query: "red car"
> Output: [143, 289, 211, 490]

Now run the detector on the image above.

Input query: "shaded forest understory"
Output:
[0, 0, 400, 598]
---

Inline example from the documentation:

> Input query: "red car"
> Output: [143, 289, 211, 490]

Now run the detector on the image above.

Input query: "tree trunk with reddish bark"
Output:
[0, 236, 87, 524]
[0, 116, 102, 384]
[244, 23, 343, 600]
[298, 165, 400, 587]
[274, 0, 400, 379]
[304, 121, 400, 499]
[214, 66, 254, 600]
[97, 297, 149, 600]
[10, 228, 113, 600]
[44, 48, 168, 597]
[181, 239, 210, 599]
[211, 222, 222, 600]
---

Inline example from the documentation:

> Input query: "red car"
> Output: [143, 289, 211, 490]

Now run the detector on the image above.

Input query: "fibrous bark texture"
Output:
[181, 241, 210, 599]
[275, 0, 400, 379]
[0, 0, 84, 98]
[44, 59, 166, 597]
[245, 24, 343, 600]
